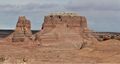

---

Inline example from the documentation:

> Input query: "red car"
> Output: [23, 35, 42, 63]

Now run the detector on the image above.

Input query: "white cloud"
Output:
[0, 0, 120, 32]
[65, 0, 120, 11]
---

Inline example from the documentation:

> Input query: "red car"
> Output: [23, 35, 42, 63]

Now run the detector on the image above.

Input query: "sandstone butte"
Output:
[3, 13, 98, 49]
[1, 13, 120, 63]
[35, 13, 98, 49]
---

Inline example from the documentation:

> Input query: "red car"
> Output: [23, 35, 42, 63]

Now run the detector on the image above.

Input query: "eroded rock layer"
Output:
[12, 16, 32, 42]
[36, 13, 97, 49]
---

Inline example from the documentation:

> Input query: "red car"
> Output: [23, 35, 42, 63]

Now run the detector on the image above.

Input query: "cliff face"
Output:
[12, 16, 32, 42]
[41, 13, 88, 35]
[36, 13, 97, 49]
[42, 15, 87, 33]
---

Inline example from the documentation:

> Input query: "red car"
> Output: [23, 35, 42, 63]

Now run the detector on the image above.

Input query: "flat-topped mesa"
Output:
[37, 13, 97, 49]
[42, 13, 88, 32]
[12, 16, 32, 42]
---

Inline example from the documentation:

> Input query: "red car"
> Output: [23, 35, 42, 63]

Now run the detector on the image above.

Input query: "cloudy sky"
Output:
[0, 0, 120, 32]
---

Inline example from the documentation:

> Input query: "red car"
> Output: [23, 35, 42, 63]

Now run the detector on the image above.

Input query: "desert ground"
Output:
[0, 39, 120, 64]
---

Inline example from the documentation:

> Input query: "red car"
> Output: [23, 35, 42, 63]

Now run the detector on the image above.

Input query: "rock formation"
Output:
[12, 16, 32, 42]
[36, 13, 97, 49]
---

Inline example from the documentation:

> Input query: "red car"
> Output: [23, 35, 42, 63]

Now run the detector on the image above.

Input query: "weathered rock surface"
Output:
[36, 13, 97, 49]
[12, 16, 32, 42]
[1, 13, 120, 64]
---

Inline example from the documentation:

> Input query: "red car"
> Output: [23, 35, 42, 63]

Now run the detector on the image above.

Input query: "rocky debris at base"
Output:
[95, 34, 120, 41]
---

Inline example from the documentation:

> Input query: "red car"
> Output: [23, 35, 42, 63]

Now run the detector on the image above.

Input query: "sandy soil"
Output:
[0, 39, 120, 64]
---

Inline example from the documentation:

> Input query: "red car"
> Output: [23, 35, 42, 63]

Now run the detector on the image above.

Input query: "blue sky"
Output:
[0, 0, 120, 32]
